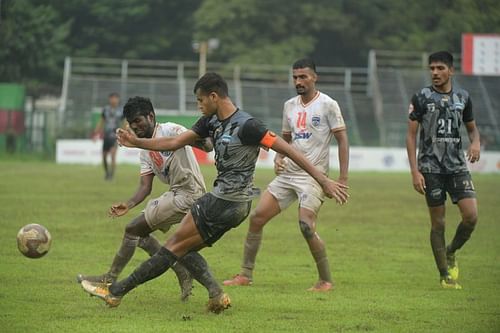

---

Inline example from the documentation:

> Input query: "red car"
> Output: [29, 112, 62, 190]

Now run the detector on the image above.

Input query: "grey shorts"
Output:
[103, 133, 117, 152]
[144, 190, 202, 233]
[191, 193, 252, 246]
[267, 174, 325, 214]
[423, 172, 476, 207]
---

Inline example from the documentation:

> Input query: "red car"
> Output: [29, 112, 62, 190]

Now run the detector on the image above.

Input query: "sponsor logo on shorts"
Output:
[430, 188, 442, 199]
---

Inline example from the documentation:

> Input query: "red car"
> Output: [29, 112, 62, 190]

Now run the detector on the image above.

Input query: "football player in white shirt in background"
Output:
[224, 58, 349, 291]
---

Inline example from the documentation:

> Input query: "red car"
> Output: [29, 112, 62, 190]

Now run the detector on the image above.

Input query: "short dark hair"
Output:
[293, 58, 317, 73]
[108, 92, 119, 98]
[193, 72, 229, 97]
[123, 96, 155, 120]
[428, 51, 453, 68]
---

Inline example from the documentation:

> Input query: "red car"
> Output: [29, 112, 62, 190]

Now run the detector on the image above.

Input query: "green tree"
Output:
[193, 0, 349, 65]
[0, 0, 70, 92]
[53, 0, 202, 60]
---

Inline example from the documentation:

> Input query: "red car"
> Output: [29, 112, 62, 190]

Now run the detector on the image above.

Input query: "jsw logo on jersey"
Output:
[294, 131, 312, 140]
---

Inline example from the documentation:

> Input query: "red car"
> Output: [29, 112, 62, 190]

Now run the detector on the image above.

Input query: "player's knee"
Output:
[249, 210, 268, 228]
[430, 218, 445, 232]
[299, 220, 315, 240]
[463, 212, 478, 227]
[125, 223, 139, 236]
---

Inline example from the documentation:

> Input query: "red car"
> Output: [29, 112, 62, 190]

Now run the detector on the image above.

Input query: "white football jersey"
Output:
[281, 91, 346, 175]
[140, 123, 206, 193]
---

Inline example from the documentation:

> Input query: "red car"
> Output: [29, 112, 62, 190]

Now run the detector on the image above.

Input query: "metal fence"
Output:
[59, 57, 370, 145]
[368, 50, 500, 150]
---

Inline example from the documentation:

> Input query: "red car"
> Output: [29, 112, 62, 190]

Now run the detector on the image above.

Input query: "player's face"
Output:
[292, 67, 317, 95]
[196, 89, 218, 116]
[429, 61, 453, 90]
[127, 113, 155, 138]
[109, 96, 120, 108]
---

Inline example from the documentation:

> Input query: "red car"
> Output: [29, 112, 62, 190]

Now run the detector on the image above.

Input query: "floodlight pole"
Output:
[198, 41, 208, 78]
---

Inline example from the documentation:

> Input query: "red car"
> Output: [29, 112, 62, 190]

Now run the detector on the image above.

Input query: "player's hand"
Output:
[411, 170, 426, 195]
[116, 126, 137, 148]
[109, 202, 129, 218]
[466, 144, 480, 163]
[274, 157, 287, 175]
[321, 178, 349, 205]
[337, 176, 348, 186]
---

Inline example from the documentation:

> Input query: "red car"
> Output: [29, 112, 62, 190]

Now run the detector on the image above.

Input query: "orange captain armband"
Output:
[260, 130, 277, 148]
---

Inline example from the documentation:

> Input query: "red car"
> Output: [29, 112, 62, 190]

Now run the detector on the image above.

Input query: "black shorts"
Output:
[103, 133, 117, 152]
[422, 172, 476, 207]
[191, 193, 252, 246]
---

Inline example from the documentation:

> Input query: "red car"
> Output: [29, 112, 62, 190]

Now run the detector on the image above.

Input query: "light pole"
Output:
[192, 38, 220, 78]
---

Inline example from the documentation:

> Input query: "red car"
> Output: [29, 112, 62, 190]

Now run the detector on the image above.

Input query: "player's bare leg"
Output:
[429, 205, 461, 289]
[446, 198, 478, 281]
[108, 145, 118, 180]
[77, 213, 194, 300]
[82, 212, 230, 313]
[224, 190, 281, 286]
[102, 150, 110, 180]
[299, 208, 333, 292]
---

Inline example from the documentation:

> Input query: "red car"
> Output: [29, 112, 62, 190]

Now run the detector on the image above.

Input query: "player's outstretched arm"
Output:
[117, 127, 200, 151]
[109, 174, 154, 218]
[270, 135, 349, 204]
[406, 119, 425, 194]
[465, 120, 481, 163]
[191, 137, 214, 152]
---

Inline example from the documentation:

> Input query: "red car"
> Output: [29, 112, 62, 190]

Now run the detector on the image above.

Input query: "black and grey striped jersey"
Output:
[409, 86, 474, 174]
[192, 109, 268, 202]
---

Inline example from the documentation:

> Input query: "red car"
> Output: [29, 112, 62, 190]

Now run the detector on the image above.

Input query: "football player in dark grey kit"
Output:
[93, 92, 124, 180]
[81, 72, 349, 313]
[406, 51, 481, 289]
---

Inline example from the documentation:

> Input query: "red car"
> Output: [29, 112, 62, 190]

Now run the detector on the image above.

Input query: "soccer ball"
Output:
[16, 224, 52, 258]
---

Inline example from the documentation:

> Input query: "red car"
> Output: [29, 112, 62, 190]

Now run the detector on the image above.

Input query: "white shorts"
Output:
[267, 174, 324, 214]
[143, 190, 203, 233]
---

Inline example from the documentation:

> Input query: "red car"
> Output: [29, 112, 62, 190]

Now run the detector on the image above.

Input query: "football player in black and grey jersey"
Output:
[81, 72, 349, 313]
[406, 51, 481, 289]
[92, 92, 124, 180]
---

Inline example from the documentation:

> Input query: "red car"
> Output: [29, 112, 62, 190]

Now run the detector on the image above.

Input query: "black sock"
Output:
[448, 222, 475, 253]
[179, 252, 222, 298]
[110, 247, 176, 296]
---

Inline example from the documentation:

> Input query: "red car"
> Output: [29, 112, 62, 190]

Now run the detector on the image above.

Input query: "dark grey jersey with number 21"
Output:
[409, 86, 474, 174]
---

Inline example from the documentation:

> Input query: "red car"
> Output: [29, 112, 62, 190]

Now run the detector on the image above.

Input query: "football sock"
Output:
[430, 229, 448, 277]
[108, 233, 140, 278]
[311, 247, 332, 283]
[448, 222, 475, 253]
[137, 235, 192, 285]
[137, 235, 162, 255]
[179, 252, 222, 298]
[110, 247, 176, 296]
[241, 231, 262, 279]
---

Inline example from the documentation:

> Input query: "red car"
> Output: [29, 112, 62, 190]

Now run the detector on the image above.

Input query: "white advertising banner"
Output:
[56, 140, 500, 173]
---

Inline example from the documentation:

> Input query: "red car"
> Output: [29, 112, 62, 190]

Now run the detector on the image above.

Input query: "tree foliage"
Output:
[1, 0, 499, 93]
[0, 0, 70, 92]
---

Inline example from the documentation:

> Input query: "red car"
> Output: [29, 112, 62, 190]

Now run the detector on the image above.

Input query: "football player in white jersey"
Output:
[78, 96, 213, 301]
[224, 58, 349, 291]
